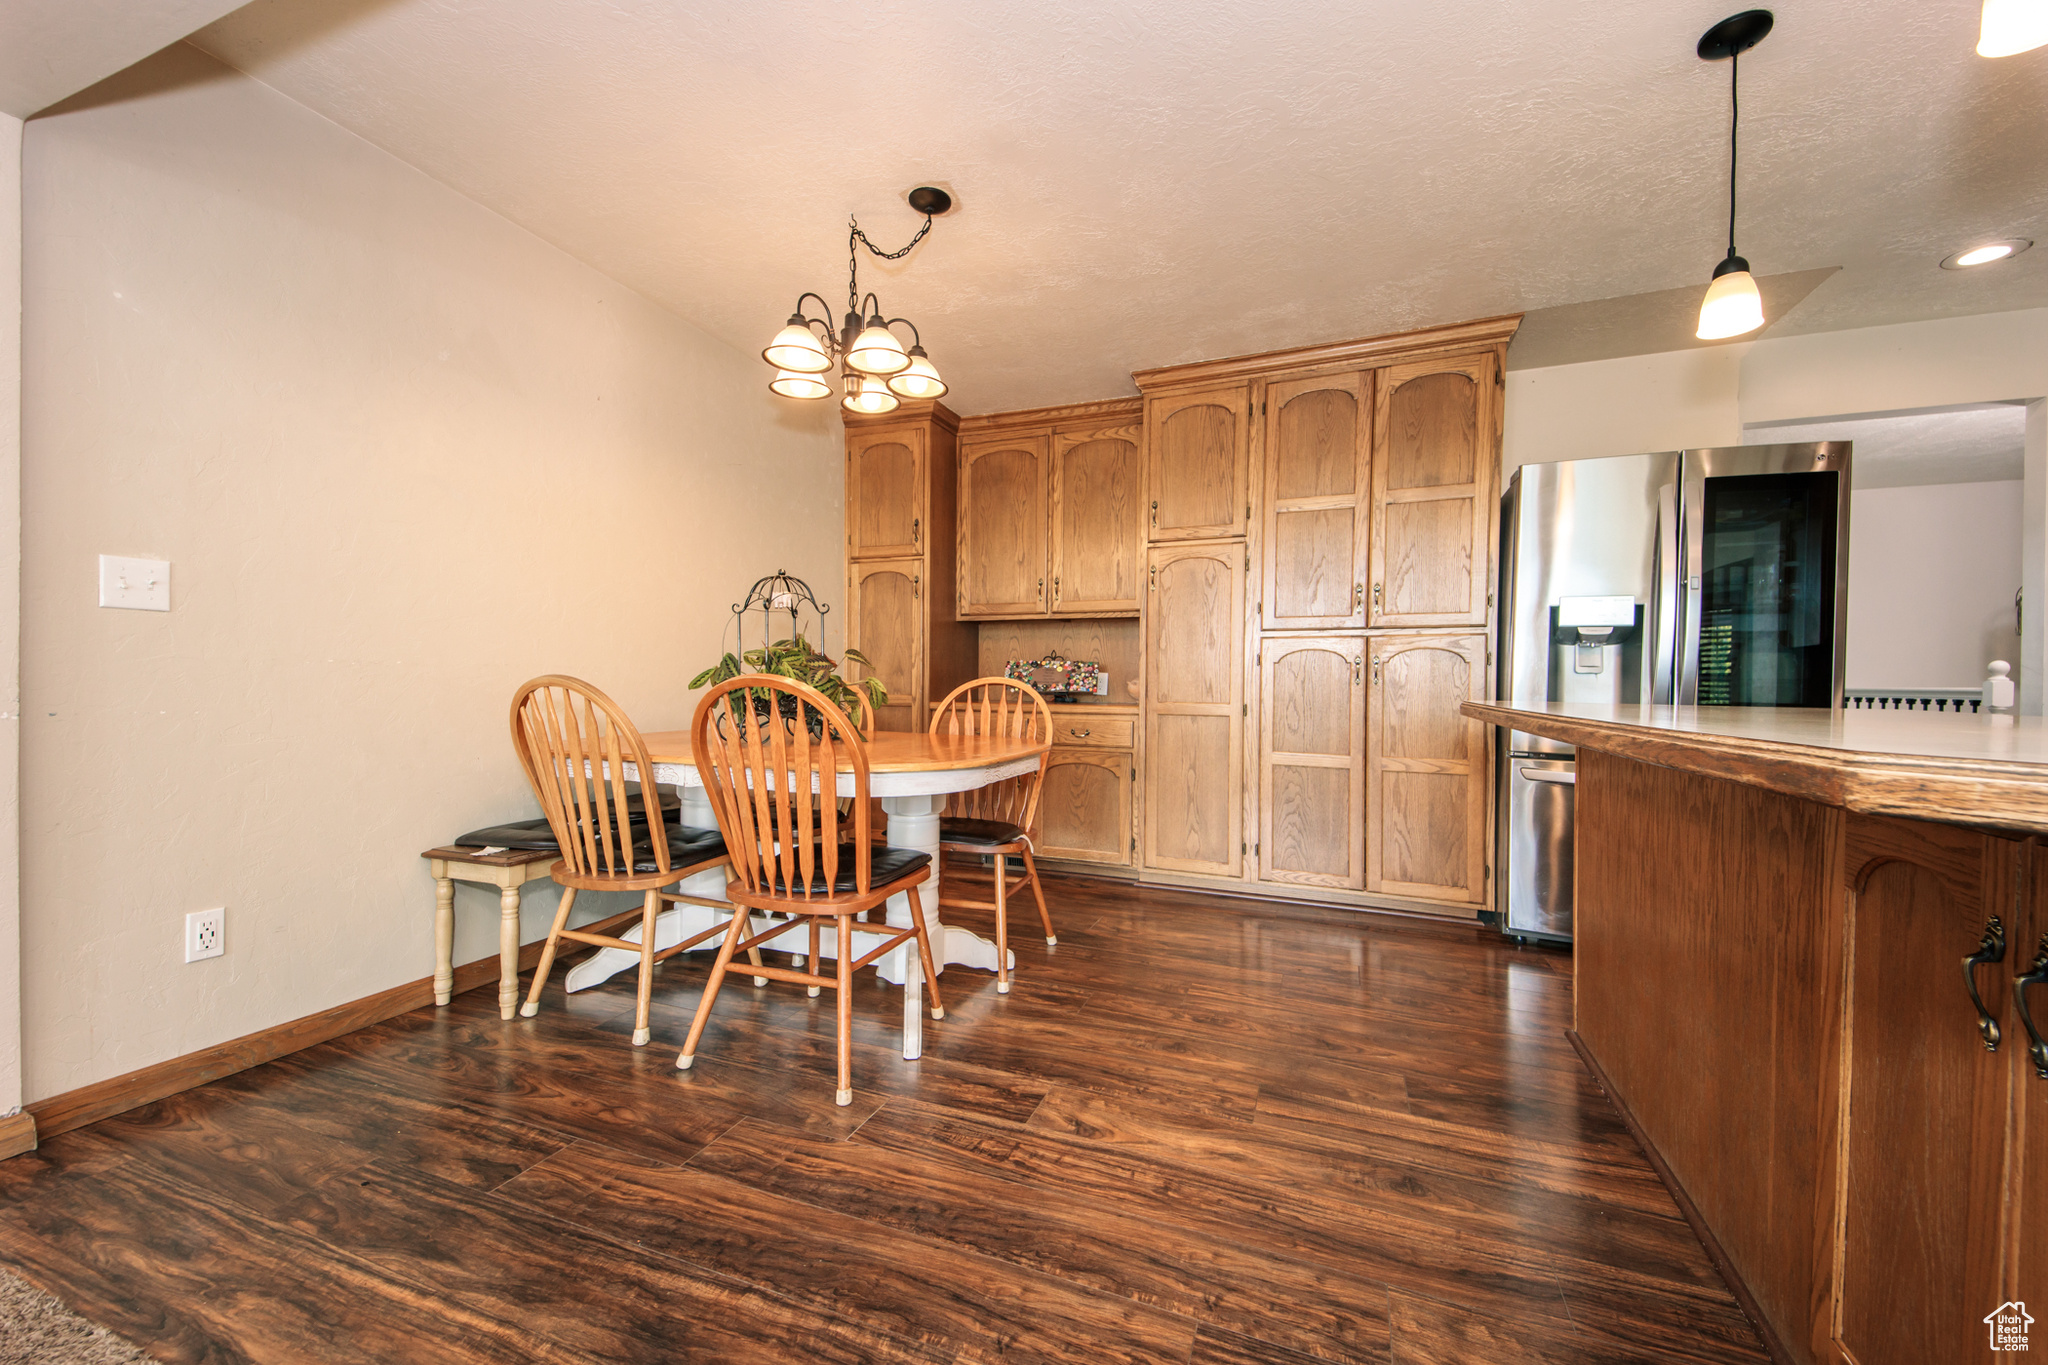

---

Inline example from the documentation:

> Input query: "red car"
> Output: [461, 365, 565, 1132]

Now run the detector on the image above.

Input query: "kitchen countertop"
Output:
[1464, 700, 2048, 834]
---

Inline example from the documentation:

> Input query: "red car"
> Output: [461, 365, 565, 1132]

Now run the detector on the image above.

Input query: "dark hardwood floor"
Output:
[0, 871, 1770, 1364]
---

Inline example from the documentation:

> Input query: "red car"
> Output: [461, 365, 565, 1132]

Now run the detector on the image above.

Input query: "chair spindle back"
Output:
[929, 678, 1052, 831]
[510, 675, 669, 880]
[692, 676, 878, 901]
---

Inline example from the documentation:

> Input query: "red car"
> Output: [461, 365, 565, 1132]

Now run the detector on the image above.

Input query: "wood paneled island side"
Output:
[1463, 702, 2048, 1365]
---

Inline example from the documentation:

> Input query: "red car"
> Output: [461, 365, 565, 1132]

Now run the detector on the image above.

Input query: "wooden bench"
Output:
[421, 845, 560, 1019]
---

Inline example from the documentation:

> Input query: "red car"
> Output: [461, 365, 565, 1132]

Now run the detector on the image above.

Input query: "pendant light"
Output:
[762, 187, 952, 407]
[1979, 0, 2048, 56]
[1695, 11, 1773, 342]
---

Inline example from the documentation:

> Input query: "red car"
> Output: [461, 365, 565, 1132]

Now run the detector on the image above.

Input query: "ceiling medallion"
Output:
[763, 186, 953, 415]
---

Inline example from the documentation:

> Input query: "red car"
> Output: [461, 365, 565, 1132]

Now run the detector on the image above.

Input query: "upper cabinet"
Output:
[958, 434, 1049, 618]
[848, 426, 926, 561]
[1369, 353, 1497, 627]
[1261, 371, 1373, 630]
[1050, 420, 1143, 614]
[1145, 385, 1249, 541]
[954, 401, 1144, 621]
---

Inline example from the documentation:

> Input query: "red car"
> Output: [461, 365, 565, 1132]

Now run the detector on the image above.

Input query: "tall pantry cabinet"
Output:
[1133, 316, 1513, 914]
[843, 402, 978, 733]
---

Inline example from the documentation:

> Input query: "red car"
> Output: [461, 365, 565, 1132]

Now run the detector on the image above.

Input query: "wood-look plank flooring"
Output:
[0, 871, 1771, 1364]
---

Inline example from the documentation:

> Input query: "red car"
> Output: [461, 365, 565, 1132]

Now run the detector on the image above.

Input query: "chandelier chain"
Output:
[847, 215, 935, 316]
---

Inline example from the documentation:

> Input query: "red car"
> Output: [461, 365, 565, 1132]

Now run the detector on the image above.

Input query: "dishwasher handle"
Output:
[1517, 766, 1577, 785]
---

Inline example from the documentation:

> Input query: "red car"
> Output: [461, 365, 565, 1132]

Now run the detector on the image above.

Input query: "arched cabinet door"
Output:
[1142, 542, 1245, 876]
[1369, 354, 1496, 626]
[1145, 386, 1248, 542]
[1836, 814, 2019, 1365]
[847, 427, 925, 561]
[1261, 372, 1372, 631]
[846, 559, 923, 733]
[1258, 635, 1366, 888]
[1050, 422, 1142, 614]
[1366, 634, 1487, 903]
[958, 435, 1048, 618]
[1037, 749, 1135, 864]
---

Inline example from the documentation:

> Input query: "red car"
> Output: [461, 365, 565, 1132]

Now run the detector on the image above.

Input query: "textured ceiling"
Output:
[183, 0, 2048, 414]
[1746, 404, 2027, 488]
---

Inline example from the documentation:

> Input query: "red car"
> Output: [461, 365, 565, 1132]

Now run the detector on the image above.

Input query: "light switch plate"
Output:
[99, 555, 170, 611]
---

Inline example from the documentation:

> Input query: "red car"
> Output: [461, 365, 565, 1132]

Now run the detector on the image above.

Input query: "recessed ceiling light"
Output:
[1941, 238, 2033, 270]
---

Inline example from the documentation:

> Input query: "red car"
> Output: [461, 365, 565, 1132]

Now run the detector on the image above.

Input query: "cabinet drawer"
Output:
[1050, 716, 1134, 749]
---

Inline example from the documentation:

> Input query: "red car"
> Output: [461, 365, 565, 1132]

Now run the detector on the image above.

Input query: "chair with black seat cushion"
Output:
[678, 674, 944, 1105]
[930, 677, 1055, 994]
[510, 675, 761, 1047]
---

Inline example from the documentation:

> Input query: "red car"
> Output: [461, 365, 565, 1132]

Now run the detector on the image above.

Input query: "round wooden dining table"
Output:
[559, 727, 1049, 1059]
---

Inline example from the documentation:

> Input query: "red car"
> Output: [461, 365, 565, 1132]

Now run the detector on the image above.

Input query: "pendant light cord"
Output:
[1727, 52, 1739, 258]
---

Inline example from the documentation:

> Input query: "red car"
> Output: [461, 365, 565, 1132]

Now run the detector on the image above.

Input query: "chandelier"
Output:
[762, 186, 951, 416]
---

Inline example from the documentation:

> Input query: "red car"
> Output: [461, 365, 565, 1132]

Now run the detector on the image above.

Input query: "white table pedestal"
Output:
[560, 780, 1017, 1059]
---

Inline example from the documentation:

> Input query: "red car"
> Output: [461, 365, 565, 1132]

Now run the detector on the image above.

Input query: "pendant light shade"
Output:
[763, 315, 832, 372]
[1979, 0, 2048, 55]
[887, 347, 948, 399]
[769, 369, 833, 400]
[1696, 257, 1765, 339]
[847, 321, 911, 375]
[842, 374, 901, 415]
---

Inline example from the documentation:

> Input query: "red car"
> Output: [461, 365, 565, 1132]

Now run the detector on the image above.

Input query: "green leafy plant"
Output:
[689, 635, 886, 735]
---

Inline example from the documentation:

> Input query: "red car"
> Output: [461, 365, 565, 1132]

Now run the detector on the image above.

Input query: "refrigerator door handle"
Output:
[1651, 480, 1679, 705]
[1518, 766, 1577, 785]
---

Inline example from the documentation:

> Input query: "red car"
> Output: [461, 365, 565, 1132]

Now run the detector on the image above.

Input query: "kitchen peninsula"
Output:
[1464, 700, 2048, 1365]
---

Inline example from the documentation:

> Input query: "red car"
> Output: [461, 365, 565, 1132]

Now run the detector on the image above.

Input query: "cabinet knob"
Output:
[1353, 656, 1363, 685]
[1371, 656, 1382, 685]
[912, 574, 921, 601]
[1053, 576, 1060, 603]
[1150, 500, 1159, 528]
[1372, 583, 1383, 613]
[1963, 916, 2008, 1051]
[911, 517, 920, 546]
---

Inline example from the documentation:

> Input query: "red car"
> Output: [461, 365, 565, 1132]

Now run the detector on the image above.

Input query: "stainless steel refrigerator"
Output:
[1494, 443, 1852, 943]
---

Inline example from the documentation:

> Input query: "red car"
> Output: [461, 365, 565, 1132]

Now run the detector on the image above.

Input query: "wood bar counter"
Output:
[1463, 702, 2048, 1365]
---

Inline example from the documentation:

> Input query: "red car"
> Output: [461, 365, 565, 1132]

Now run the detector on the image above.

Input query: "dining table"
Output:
[559, 726, 1050, 1058]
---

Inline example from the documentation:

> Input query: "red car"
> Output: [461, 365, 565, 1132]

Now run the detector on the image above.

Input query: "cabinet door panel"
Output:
[1146, 387, 1248, 541]
[1370, 355, 1494, 626]
[1259, 636, 1365, 888]
[1839, 816, 2017, 1365]
[959, 436, 1048, 617]
[1038, 748, 1134, 864]
[849, 429, 925, 560]
[1143, 544, 1245, 876]
[1262, 373, 1370, 630]
[847, 559, 923, 733]
[1051, 423, 1142, 614]
[1367, 634, 1486, 903]
[2013, 844, 2048, 1341]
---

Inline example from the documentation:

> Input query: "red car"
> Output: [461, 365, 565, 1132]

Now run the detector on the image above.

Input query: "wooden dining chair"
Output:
[509, 675, 763, 1047]
[679, 675, 944, 1105]
[929, 677, 1056, 994]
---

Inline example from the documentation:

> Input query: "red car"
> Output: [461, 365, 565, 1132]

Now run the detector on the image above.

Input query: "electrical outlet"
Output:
[185, 908, 224, 962]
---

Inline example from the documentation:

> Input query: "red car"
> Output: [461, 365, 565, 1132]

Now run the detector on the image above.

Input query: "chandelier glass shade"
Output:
[763, 193, 950, 411]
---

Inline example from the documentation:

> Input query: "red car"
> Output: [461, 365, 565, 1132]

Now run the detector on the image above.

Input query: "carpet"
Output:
[0, 1268, 154, 1364]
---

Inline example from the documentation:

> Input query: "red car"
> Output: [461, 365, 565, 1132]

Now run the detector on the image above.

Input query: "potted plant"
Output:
[688, 635, 886, 737]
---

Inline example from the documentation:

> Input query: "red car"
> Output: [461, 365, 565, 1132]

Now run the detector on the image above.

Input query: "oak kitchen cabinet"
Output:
[1839, 813, 2045, 1365]
[1036, 706, 1138, 865]
[1142, 540, 1246, 878]
[956, 401, 1144, 621]
[1144, 385, 1250, 542]
[1367, 633, 1489, 905]
[843, 403, 976, 733]
[1257, 634, 1367, 888]
[1260, 371, 1372, 631]
[1369, 353, 1498, 627]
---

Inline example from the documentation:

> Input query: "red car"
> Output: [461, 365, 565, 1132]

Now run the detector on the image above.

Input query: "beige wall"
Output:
[1, 110, 20, 1118]
[19, 47, 842, 1103]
